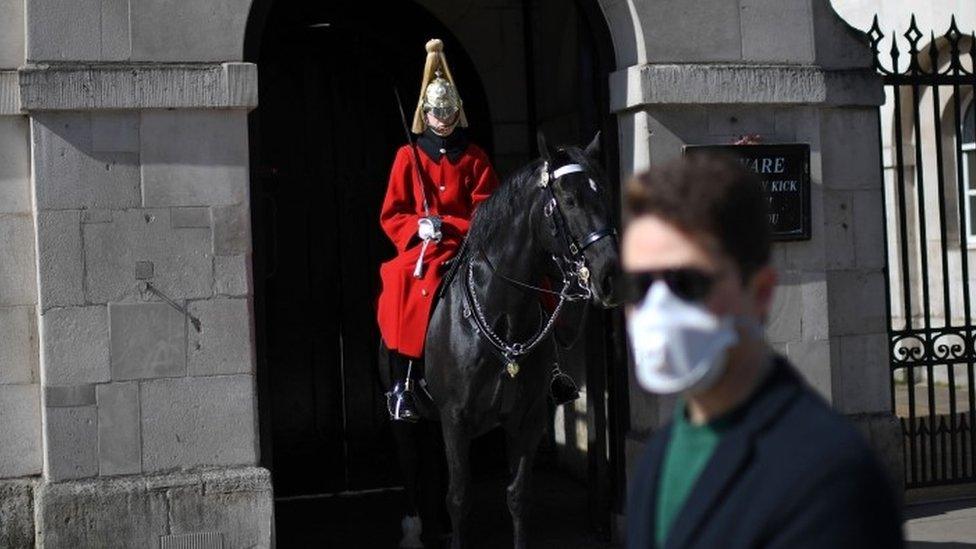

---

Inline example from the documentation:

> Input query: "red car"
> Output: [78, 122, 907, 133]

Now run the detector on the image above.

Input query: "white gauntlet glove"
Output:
[417, 216, 443, 242]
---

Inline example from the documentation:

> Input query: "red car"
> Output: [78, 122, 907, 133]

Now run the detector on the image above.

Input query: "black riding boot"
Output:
[550, 363, 580, 406]
[387, 353, 420, 423]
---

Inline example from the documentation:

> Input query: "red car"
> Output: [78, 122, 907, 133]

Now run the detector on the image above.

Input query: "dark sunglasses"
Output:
[620, 268, 716, 304]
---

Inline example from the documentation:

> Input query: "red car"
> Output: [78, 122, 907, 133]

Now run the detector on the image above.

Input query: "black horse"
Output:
[398, 132, 618, 548]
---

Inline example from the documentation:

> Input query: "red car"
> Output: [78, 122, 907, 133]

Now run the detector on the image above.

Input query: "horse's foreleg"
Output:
[506, 418, 545, 549]
[442, 416, 471, 549]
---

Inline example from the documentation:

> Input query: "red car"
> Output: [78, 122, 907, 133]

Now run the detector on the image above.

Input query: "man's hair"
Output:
[624, 153, 772, 279]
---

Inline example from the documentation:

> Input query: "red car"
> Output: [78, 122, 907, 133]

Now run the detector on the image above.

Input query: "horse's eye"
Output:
[564, 196, 577, 208]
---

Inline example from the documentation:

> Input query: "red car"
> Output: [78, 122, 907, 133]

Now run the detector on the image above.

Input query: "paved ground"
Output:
[274, 468, 617, 548]
[906, 498, 976, 548]
[275, 472, 976, 547]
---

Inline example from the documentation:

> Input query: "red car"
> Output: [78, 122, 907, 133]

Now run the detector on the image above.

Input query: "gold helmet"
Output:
[411, 39, 469, 134]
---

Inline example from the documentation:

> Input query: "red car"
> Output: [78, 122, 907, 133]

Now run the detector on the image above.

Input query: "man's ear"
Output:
[749, 265, 778, 321]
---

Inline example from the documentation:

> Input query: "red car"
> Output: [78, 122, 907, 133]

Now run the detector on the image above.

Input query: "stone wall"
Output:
[0, 0, 273, 546]
[611, 0, 901, 490]
[0, 0, 42, 545]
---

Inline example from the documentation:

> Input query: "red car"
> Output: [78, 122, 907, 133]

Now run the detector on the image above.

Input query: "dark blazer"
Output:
[626, 357, 903, 549]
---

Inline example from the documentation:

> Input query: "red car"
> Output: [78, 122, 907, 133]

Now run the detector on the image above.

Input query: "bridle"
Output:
[462, 159, 617, 377]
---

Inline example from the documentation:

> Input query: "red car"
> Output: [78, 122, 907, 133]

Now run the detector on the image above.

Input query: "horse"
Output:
[411, 132, 619, 548]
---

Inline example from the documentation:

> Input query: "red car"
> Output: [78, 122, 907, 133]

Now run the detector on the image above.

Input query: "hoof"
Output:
[399, 514, 423, 548]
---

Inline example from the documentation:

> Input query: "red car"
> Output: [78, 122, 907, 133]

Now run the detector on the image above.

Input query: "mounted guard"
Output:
[377, 39, 498, 422]
[378, 39, 580, 424]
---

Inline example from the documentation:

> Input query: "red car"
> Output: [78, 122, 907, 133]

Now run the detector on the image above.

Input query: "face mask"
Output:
[626, 280, 739, 395]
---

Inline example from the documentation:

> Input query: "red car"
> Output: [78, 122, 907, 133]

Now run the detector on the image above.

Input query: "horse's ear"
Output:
[537, 131, 553, 162]
[584, 131, 601, 160]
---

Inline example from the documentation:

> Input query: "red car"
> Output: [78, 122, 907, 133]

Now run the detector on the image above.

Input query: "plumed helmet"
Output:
[411, 39, 469, 134]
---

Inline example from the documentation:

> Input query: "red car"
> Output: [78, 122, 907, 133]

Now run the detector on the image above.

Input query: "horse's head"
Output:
[535, 132, 620, 309]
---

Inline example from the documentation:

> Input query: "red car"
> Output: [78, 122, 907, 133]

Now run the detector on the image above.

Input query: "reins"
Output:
[460, 159, 616, 377]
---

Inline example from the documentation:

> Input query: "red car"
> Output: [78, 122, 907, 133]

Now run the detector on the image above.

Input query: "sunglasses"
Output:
[620, 268, 716, 304]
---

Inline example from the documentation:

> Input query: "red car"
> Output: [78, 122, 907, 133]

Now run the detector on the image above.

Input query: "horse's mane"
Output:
[465, 158, 544, 251]
[464, 144, 607, 252]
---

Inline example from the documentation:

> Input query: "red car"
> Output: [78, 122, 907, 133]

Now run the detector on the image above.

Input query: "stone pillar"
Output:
[0, 0, 42, 546]
[0, 1, 274, 547]
[610, 0, 901, 489]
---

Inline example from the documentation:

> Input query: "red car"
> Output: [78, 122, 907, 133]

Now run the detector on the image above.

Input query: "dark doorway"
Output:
[246, 2, 493, 498]
[245, 0, 625, 545]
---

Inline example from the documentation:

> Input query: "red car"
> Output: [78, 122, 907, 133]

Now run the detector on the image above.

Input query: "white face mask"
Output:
[626, 280, 739, 395]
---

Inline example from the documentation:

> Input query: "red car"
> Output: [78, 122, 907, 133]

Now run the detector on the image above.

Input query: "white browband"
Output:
[552, 164, 585, 179]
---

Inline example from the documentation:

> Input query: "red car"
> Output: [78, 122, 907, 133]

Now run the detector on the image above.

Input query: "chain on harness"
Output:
[462, 159, 616, 378]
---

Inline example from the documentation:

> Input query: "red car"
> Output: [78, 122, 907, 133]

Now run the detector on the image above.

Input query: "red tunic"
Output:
[377, 141, 499, 358]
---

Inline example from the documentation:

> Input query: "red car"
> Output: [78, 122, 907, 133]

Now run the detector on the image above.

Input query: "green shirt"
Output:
[654, 400, 734, 548]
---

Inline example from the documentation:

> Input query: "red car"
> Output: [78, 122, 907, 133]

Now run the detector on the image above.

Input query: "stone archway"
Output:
[243, 0, 632, 544]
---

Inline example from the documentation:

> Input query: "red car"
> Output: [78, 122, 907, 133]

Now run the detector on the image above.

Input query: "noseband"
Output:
[541, 161, 617, 299]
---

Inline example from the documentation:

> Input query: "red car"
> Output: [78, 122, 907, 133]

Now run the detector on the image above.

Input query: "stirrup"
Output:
[387, 381, 420, 423]
[550, 366, 580, 406]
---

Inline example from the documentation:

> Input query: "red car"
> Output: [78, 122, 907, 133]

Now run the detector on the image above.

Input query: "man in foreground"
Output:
[622, 154, 903, 548]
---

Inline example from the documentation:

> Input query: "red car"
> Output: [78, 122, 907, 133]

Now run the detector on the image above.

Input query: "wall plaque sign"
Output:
[684, 143, 812, 241]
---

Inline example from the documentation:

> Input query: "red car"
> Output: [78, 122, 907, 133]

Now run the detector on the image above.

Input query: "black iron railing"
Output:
[870, 14, 976, 488]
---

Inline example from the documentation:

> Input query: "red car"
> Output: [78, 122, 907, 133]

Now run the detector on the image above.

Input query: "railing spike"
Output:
[928, 31, 939, 74]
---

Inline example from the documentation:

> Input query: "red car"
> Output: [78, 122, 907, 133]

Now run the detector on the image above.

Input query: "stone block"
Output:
[0, 116, 30, 214]
[129, 0, 249, 62]
[766, 272, 802, 344]
[0, 384, 42, 478]
[0, 478, 35, 548]
[45, 384, 95, 407]
[212, 204, 251, 256]
[35, 475, 168, 549]
[36, 210, 84, 309]
[853, 189, 886, 269]
[99, 0, 131, 61]
[41, 305, 110, 385]
[785, 338, 832, 401]
[96, 382, 142, 476]
[44, 405, 97, 481]
[141, 110, 248, 207]
[171, 207, 211, 229]
[820, 108, 882, 190]
[187, 299, 253, 376]
[640, 1, 742, 63]
[826, 269, 887, 336]
[214, 255, 249, 297]
[739, 0, 815, 64]
[31, 114, 140, 210]
[822, 189, 855, 270]
[35, 467, 271, 549]
[140, 375, 256, 472]
[833, 332, 891, 415]
[91, 111, 139, 153]
[0, 0, 25, 68]
[109, 302, 186, 380]
[0, 306, 37, 385]
[25, 0, 101, 61]
[0, 214, 37, 307]
[84, 209, 213, 303]
[168, 468, 274, 549]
